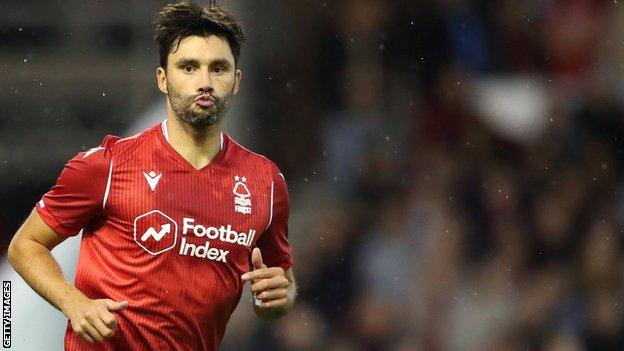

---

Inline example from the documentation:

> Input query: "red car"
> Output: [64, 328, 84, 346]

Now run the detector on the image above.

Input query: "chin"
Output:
[187, 115, 220, 127]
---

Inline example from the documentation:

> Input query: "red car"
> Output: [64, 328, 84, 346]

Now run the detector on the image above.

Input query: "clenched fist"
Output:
[63, 295, 128, 344]
[241, 248, 291, 310]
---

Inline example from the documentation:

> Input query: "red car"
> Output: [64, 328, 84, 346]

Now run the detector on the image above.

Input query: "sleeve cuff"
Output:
[35, 205, 78, 238]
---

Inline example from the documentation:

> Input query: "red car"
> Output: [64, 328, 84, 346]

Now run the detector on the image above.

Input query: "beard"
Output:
[167, 83, 234, 128]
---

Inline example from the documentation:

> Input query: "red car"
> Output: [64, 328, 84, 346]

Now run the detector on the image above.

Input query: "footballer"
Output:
[7, 1, 297, 350]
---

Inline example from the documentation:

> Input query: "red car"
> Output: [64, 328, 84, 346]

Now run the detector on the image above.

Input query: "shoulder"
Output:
[105, 126, 158, 158]
[225, 134, 284, 180]
[66, 134, 118, 176]
[67, 125, 158, 174]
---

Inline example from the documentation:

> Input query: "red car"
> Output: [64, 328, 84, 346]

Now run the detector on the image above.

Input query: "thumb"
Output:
[251, 247, 265, 270]
[103, 299, 129, 312]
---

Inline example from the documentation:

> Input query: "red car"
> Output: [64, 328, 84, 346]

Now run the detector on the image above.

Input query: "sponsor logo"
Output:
[134, 210, 178, 255]
[143, 171, 162, 191]
[233, 175, 252, 215]
[179, 218, 256, 263]
[141, 223, 171, 242]
[133, 212, 255, 263]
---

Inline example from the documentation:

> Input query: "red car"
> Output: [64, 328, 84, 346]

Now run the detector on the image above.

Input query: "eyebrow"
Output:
[175, 58, 199, 66]
[175, 57, 232, 67]
[211, 58, 231, 67]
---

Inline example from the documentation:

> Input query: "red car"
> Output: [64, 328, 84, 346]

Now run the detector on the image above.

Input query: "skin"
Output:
[156, 35, 241, 170]
[243, 248, 297, 319]
[157, 34, 297, 317]
[8, 34, 297, 344]
[8, 209, 128, 344]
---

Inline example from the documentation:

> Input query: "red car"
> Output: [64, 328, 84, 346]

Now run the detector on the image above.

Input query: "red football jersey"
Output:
[35, 121, 293, 351]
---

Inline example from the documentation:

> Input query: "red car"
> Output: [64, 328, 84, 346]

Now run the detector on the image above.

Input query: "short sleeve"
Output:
[36, 136, 117, 237]
[256, 162, 293, 271]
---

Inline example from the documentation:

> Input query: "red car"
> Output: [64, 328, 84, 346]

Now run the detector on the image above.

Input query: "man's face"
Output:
[157, 35, 241, 128]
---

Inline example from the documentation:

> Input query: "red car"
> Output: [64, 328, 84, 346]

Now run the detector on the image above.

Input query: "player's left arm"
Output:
[241, 162, 296, 319]
[242, 248, 297, 319]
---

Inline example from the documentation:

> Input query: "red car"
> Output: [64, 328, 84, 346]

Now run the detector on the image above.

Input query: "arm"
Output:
[243, 162, 296, 319]
[241, 248, 297, 320]
[8, 209, 127, 343]
[8, 208, 81, 313]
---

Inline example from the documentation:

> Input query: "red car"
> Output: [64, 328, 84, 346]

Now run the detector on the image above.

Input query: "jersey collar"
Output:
[161, 119, 224, 151]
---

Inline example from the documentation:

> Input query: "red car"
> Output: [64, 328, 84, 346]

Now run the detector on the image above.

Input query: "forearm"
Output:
[253, 277, 297, 320]
[8, 239, 86, 314]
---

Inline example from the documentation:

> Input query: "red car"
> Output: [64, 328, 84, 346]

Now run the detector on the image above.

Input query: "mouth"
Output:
[194, 94, 215, 108]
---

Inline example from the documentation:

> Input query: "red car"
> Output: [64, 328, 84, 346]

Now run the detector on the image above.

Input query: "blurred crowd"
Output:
[221, 0, 624, 350]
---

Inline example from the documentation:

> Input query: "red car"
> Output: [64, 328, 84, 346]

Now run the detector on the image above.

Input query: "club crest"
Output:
[233, 175, 252, 214]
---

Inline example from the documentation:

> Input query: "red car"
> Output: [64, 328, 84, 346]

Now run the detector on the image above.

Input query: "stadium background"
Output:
[2, 0, 624, 350]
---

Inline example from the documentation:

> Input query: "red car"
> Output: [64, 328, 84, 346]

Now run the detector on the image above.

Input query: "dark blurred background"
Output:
[3, 0, 624, 350]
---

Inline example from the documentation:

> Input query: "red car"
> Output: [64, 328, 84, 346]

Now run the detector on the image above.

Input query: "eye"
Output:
[182, 65, 195, 73]
[213, 66, 224, 73]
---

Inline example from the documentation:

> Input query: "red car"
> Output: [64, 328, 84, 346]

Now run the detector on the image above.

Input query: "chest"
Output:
[102, 159, 271, 266]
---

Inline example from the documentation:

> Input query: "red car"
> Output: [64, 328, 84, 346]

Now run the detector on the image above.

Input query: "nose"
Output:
[198, 69, 214, 94]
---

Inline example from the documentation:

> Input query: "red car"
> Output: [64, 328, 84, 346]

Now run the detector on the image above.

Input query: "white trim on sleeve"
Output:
[265, 181, 274, 231]
[102, 160, 114, 210]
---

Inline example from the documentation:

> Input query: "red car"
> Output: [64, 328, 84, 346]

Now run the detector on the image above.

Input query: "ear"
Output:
[156, 67, 168, 94]
[233, 69, 242, 95]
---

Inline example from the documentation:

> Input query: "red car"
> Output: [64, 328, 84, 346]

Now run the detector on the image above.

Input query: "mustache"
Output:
[188, 93, 221, 105]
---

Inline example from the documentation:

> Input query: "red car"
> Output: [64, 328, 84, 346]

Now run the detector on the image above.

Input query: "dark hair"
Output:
[154, 1, 246, 68]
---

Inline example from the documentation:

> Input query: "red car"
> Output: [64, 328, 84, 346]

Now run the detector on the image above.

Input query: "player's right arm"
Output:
[8, 137, 126, 344]
[8, 209, 127, 343]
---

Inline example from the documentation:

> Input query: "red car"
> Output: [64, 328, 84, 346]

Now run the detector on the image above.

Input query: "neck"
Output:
[165, 115, 223, 170]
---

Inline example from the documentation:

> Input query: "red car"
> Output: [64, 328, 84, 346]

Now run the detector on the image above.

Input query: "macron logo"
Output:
[141, 223, 171, 242]
[143, 171, 162, 191]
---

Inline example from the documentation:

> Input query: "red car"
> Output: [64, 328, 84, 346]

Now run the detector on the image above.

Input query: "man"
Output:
[7, 1, 297, 350]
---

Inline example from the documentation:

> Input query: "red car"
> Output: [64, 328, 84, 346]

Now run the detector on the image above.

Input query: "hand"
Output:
[241, 248, 290, 309]
[63, 294, 128, 344]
